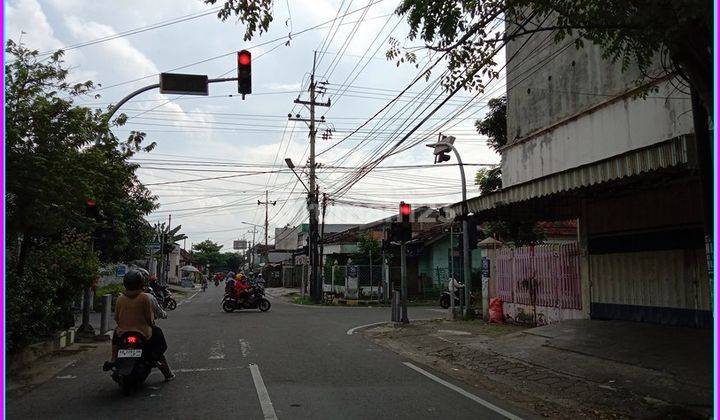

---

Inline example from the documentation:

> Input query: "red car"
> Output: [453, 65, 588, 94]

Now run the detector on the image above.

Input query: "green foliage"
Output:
[393, 0, 712, 113]
[202, 0, 273, 41]
[483, 220, 545, 247]
[5, 40, 158, 350]
[191, 240, 226, 269]
[474, 167, 502, 195]
[475, 96, 506, 152]
[6, 232, 99, 352]
[356, 233, 382, 264]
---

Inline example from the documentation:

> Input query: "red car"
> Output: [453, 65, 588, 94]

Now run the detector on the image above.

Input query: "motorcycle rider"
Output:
[106, 270, 175, 381]
[224, 274, 236, 298]
[235, 272, 252, 303]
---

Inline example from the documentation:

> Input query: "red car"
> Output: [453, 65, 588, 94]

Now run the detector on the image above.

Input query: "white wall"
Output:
[502, 80, 693, 187]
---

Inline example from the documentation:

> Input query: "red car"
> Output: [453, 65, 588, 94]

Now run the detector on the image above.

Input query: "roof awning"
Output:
[447, 135, 691, 219]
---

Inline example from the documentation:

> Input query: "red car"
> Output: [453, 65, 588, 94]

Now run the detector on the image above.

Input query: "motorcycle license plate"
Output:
[118, 349, 142, 358]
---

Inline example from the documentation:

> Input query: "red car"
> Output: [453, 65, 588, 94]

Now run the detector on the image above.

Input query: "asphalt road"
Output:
[8, 285, 528, 420]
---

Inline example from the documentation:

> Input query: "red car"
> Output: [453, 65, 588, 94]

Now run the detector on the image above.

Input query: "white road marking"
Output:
[403, 362, 523, 420]
[346, 321, 390, 335]
[239, 339, 250, 358]
[428, 309, 447, 313]
[249, 364, 278, 420]
[345, 317, 444, 335]
[209, 340, 225, 360]
[55, 375, 76, 379]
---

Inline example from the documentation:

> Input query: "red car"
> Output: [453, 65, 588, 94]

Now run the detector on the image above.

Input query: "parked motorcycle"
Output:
[222, 288, 271, 312]
[105, 331, 155, 395]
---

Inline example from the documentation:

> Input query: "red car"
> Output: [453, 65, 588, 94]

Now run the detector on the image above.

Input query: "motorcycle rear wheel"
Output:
[439, 294, 450, 309]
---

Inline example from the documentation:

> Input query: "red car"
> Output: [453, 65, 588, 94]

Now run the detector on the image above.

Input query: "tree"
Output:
[5, 40, 158, 350]
[356, 233, 382, 264]
[475, 96, 506, 152]
[191, 240, 225, 269]
[475, 167, 502, 195]
[203, 1, 712, 116]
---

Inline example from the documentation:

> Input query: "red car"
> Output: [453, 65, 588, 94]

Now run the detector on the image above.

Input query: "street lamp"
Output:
[284, 158, 310, 193]
[426, 135, 475, 319]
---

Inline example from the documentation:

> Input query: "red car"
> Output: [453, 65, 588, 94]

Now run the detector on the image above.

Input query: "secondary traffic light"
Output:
[399, 201, 411, 224]
[237, 50, 252, 98]
[85, 198, 99, 219]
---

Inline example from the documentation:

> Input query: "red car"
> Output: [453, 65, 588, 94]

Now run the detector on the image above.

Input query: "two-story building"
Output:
[449, 22, 710, 327]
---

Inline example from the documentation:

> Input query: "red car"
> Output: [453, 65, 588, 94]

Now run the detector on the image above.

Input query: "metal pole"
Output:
[78, 241, 95, 337]
[449, 144, 473, 318]
[369, 248, 374, 301]
[100, 294, 112, 335]
[400, 242, 408, 323]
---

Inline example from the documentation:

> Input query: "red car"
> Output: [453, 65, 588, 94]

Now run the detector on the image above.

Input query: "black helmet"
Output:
[123, 270, 144, 291]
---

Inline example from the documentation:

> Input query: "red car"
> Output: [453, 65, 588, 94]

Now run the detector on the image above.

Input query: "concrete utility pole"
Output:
[164, 214, 171, 285]
[289, 51, 330, 303]
[258, 190, 277, 262]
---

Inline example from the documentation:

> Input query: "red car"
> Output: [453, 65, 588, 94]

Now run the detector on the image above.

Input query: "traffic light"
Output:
[237, 50, 252, 98]
[398, 202, 412, 242]
[435, 152, 451, 163]
[85, 198, 99, 219]
[399, 201, 411, 223]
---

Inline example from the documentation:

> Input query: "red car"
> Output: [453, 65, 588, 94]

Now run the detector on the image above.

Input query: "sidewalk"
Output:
[362, 319, 711, 419]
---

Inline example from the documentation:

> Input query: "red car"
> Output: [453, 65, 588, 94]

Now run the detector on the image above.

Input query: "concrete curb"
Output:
[8, 327, 79, 374]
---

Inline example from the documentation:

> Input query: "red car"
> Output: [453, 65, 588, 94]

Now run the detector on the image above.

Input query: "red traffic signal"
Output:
[238, 50, 251, 66]
[237, 50, 252, 97]
[399, 202, 411, 216]
[86, 198, 96, 207]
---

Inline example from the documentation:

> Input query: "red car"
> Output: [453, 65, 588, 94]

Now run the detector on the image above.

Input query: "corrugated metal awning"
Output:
[448, 135, 691, 218]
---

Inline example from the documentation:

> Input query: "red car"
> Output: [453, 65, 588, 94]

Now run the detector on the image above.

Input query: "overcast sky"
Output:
[6, 0, 505, 251]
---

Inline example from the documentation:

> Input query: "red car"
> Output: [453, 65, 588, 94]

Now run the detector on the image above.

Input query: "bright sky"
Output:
[6, 0, 505, 251]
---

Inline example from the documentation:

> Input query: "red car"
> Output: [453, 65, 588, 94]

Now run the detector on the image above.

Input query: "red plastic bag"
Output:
[489, 297, 504, 324]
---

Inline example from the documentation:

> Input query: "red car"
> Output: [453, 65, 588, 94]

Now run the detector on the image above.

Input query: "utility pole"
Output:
[164, 214, 171, 285]
[289, 51, 330, 303]
[258, 190, 277, 263]
[319, 192, 328, 288]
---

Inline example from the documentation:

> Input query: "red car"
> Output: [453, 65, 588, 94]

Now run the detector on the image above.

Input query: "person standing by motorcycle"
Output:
[448, 276, 464, 304]
[107, 270, 175, 381]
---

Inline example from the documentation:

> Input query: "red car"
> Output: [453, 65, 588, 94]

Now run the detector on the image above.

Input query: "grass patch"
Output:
[291, 295, 315, 305]
[95, 283, 124, 297]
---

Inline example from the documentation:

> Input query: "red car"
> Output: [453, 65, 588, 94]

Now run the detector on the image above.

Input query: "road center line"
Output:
[249, 364, 278, 420]
[402, 362, 523, 420]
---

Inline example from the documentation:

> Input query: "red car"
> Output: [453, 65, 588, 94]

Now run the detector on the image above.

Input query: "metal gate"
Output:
[495, 243, 581, 309]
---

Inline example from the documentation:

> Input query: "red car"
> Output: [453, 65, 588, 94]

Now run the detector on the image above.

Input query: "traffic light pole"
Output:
[449, 145, 473, 318]
[400, 241, 409, 323]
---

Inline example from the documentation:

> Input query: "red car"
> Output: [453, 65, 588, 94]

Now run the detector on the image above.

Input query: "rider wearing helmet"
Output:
[235, 272, 252, 302]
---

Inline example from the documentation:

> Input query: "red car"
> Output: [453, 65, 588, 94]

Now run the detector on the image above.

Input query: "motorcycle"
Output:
[105, 331, 155, 396]
[150, 286, 177, 311]
[222, 288, 271, 313]
[439, 287, 464, 309]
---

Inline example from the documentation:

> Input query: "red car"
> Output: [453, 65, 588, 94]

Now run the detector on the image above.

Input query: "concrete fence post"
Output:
[100, 294, 112, 335]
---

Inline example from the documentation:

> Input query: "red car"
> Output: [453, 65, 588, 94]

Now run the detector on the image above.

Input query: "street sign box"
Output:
[160, 73, 209, 95]
[234, 240, 248, 250]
